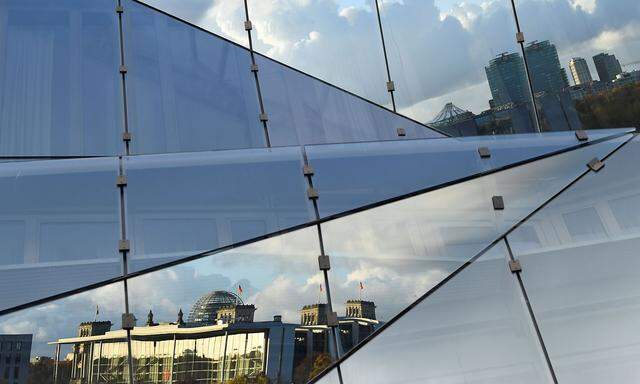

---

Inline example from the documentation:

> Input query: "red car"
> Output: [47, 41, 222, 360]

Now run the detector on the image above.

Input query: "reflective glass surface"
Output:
[378, 0, 538, 136]
[337, 241, 552, 383]
[0, 0, 122, 155]
[0, 282, 127, 384]
[124, 147, 313, 273]
[0, 158, 121, 312]
[514, 0, 640, 131]
[247, 0, 390, 106]
[308, 128, 630, 217]
[257, 54, 443, 147]
[127, 227, 336, 384]
[122, 0, 265, 154]
[314, 367, 341, 384]
[320, 135, 627, 347]
[508, 135, 640, 383]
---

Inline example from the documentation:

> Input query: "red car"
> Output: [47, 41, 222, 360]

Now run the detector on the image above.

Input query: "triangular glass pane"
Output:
[507, 135, 640, 383]
[256, 54, 444, 147]
[122, 0, 265, 154]
[321, 134, 630, 356]
[308, 129, 631, 218]
[335, 241, 552, 384]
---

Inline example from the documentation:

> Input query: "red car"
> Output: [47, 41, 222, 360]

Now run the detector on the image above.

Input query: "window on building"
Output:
[14, 342, 20, 352]
[13, 366, 19, 379]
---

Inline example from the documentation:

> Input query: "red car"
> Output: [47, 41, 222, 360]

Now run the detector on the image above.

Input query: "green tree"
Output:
[575, 83, 640, 129]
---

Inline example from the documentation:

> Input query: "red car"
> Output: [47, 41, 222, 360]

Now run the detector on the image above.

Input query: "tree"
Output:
[575, 83, 640, 129]
[308, 353, 332, 382]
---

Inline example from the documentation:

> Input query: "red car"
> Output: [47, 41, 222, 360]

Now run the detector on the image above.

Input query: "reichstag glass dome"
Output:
[186, 290, 244, 325]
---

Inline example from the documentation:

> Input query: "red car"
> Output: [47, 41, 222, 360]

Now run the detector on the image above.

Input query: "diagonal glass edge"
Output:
[0, 133, 632, 319]
[129, 0, 447, 137]
[306, 132, 636, 384]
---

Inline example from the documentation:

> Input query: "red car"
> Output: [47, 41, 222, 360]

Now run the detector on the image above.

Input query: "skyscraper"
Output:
[485, 52, 529, 106]
[593, 52, 623, 82]
[569, 57, 593, 85]
[524, 40, 569, 94]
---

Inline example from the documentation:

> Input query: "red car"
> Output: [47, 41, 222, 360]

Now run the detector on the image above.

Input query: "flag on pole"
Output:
[319, 284, 323, 292]
[237, 284, 243, 295]
[359, 281, 364, 290]
[94, 305, 99, 321]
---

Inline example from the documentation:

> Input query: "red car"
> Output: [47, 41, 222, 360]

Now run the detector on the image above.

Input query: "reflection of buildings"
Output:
[485, 52, 529, 106]
[53, 292, 379, 384]
[569, 57, 593, 86]
[436, 41, 639, 136]
[0, 334, 32, 384]
[525, 40, 569, 94]
[593, 52, 623, 82]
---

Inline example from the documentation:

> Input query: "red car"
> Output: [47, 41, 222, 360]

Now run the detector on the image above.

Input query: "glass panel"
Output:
[127, 226, 335, 384]
[507, 135, 640, 383]
[247, 0, 390, 106]
[0, 282, 128, 384]
[321, 135, 628, 352]
[122, 0, 265, 154]
[378, 0, 538, 136]
[338, 241, 552, 383]
[314, 366, 341, 384]
[514, 0, 640, 131]
[257, 54, 443, 147]
[124, 147, 313, 273]
[0, 0, 122, 155]
[0, 158, 121, 312]
[309, 128, 631, 217]
[138, 0, 248, 47]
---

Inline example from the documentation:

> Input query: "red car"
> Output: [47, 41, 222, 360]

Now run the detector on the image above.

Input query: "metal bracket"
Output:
[397, 128, 406, 137]
[118, 239, 130, 252]
[307, 187, 319, 200]
[386, 81, 395, 92]
[122, 132, 132, 142]
[478, 147, 491, 158]
[516, 31, 525, 44]
[326, 311, 338, 327]
[117, 175, 127, 187]
[492, 195, 505, 210]
[122, 313, 136, 330]
[119, 65, 127, 74]
[244, 20, 253, 31]
[509, 259, 522, 273]
[251, 64, 259, 73]
[587, 157, 604, 172]
[116, 5, 124, 14]
[303, 165, 314, 177]
[318, 254, 330, 271]
[259, 113, 268, 122]
[575, 130, 588, 141]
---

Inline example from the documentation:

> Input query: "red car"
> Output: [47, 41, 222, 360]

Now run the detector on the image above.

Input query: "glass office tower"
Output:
[0, 1, 638, 384]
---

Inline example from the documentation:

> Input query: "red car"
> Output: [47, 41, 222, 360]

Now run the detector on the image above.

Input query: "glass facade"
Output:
[0, 1, 638, 384]
[0, 0, 123, 156]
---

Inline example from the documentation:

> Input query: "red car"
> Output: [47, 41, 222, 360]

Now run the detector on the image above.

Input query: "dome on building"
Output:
[186, 290, 244, 325]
